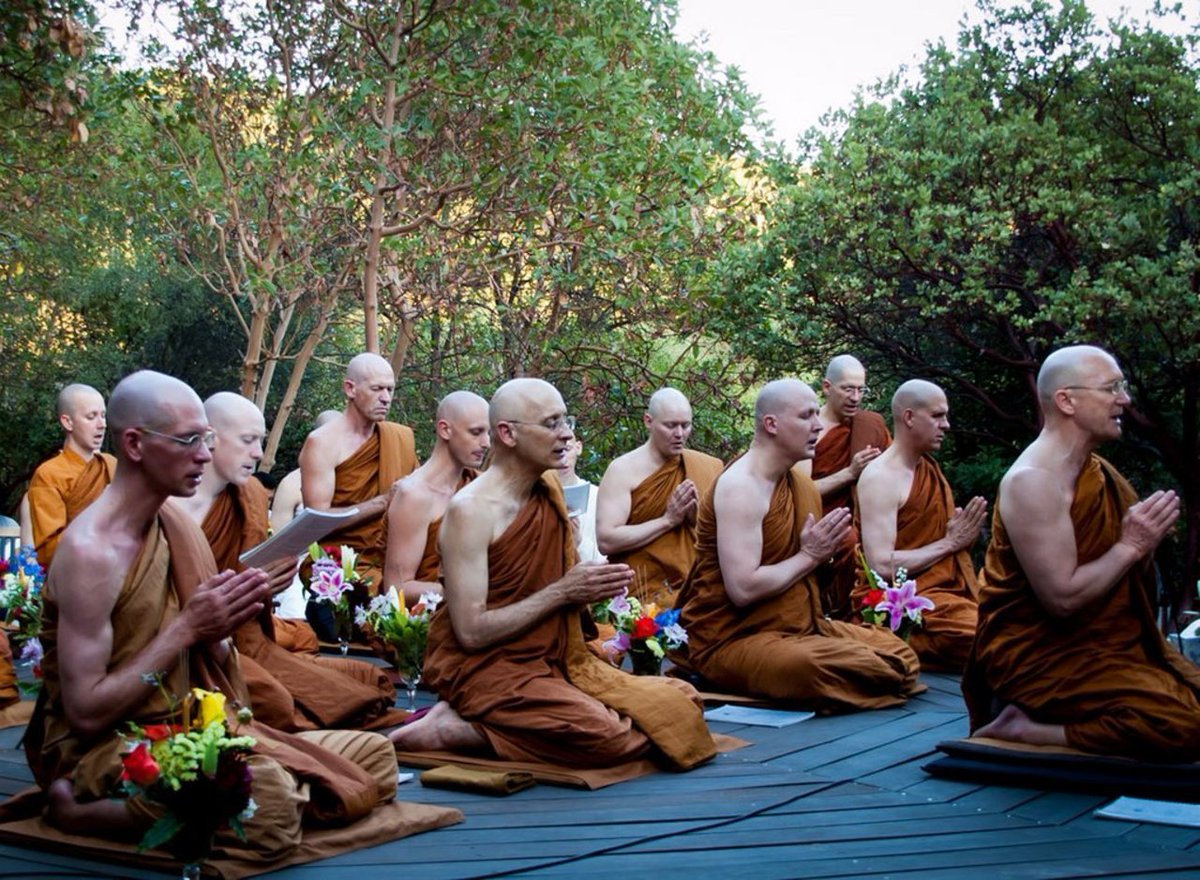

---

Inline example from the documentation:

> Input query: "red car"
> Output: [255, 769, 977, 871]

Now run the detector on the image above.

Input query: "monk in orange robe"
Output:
[855, 380, 986, 671]
[964, 346, 1200, 761]
[675, 379, 921, 712]
[175, 392, 403, 733]
[596, 388, 722, 608]
[392, 378, 716, 770]
[25, 371, 430, 859]
[383, 391, 488, 605]
[300, 353, 418, 591]
[28, 384, 115, 568]
[798, 356, 892, 620]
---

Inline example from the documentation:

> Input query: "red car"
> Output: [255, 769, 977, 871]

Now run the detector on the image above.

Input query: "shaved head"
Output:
[57, 383, 103, 418]
[825, 354, 865, 384]
[204, 392, 265, 485]
[108, 371, 204, 460]
[438, 390, 489, 423]
[204, 391, 262, 432]
[755, 378, 814, 425]
[490, 378, 560, 429]
[1037, 345, 1117, 407]
[315, 409, 340, 428]
[647, 387, 691, 419]
[346, 352, 393, 384]
[891, 380, 945, 421]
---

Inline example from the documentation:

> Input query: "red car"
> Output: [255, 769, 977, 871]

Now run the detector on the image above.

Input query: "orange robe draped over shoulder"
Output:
[609, 449, 723, 608]
[963, 455, 1200, 761]
[323, 422, 418, 588]
[851, 455, 978, 672]
[28, 449, 116, 568]
[423, 477, 716, 770]
[813, 411, 892, 621]
[676, 466, 921, 713]
[201, 481, 401, 733]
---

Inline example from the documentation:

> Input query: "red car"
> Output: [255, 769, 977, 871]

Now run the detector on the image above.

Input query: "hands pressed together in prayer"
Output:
[945, 496, 989, 552]
[800, 507, 853, 563]
[1119, 489, 1181, 558]
[665, 479, 699, 527]
[181, 568, 271, 643]
[555, 560, 635, 605]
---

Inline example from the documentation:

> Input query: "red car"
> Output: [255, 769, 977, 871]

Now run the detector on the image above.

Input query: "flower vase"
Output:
[628, 642, 662, 676]
[171, 823, 216, 880]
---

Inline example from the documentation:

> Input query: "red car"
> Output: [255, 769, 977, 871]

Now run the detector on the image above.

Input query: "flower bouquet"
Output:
[859, 553, 934, 641]
[118, 686, 257, 878]
[305, 543, 365, 653]
[0, 546, 46, 694]
[359, 588, 441, 710]
[591, 591, 687, 676]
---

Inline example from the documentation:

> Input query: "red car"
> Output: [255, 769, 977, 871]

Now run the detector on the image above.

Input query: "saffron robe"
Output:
[0, 631, 16, 708]
[202, 481, 402, 733]
[964, 455, 1200, 761]
[851, 455, 978, 671]
[423, 477, 716, 770]
[676, 466, 921, 712]
[609, 450, 723, 607]
[28, 449, 116, 568]
[812, 411, 892, 621]
[26, 504, 399, 851]
[322, 422, 418, 590]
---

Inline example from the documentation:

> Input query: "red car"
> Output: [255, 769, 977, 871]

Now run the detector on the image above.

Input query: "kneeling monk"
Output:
[391, 378, 716, 770]
[675, 379, 921, 712]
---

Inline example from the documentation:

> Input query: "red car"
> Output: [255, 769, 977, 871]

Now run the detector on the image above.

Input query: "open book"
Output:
[239, 506, 360, 568]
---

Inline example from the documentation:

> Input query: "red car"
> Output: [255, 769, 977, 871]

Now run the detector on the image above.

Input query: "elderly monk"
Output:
[675, 379, 921, 712]
[855, 380, 986, 671]
[26, 370, 404, 859]
[391, 379, 716, 770]
[596, 388, 722, 607]
[28, 384, 116, 568]
[964, 345, 1199, 761]
[797, 356, 892, 620]
[173, 392, 401, 732]
[383, 391, 489, 605]
[299, 353, 418, 590]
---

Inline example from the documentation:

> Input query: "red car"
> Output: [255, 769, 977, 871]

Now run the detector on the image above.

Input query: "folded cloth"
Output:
[420, 764, 537, 796]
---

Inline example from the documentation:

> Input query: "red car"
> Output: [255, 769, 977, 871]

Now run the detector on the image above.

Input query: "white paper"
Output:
[397, 771, 415, 785]
[563, 482, 591, 516]
[239, 506, 360, 568]
[702, 705, 816, 728]
[1095, 796, 1200, 828]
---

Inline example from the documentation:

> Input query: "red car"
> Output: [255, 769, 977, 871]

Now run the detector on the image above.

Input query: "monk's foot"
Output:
[973, 704, 1067, 747]
[389, 701, 487, 752]
[46, 778, 143, 838]
[44, 778, 81, 831]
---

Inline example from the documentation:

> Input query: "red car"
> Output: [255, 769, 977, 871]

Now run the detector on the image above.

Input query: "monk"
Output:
[270, 410, 341, 531]
[595, 388, 722, 607]
[675, 379, 921, 712]
[391, 378, 716, 771]
[28, 384, 116, 568]
[383, 391, 489, 604]
[26, 370, 404, 860]
[963, 345, 1200, 761]
[173, 393, 401, 733]
[300, 354, 418, 590]
[855, 380, 987, 671]
[798, 356, 892, 620]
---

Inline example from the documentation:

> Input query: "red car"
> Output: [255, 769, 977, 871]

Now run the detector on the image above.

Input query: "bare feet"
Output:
[46, 778, 142, 838]
[388, 701, 488, 752]
[973, 703, 1068, 747]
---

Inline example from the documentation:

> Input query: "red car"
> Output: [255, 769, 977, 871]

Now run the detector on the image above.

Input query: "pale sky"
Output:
[673, 0, 1192, 150]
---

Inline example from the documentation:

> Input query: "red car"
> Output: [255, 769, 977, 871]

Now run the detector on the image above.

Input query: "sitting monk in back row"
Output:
[854, 380, 986, 671]
[392, 379, 716, 770]
[965, 345, 1200, 761]
[596, 388, 722, 607]
[674, 379, 921, 712]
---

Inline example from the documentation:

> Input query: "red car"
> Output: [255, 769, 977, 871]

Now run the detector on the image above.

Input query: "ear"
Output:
[763, 414, 778, 436]
[342, 378, 355, 400]
[643, 411, 652, 429]
[1053, 389, 1077, 416]
[436, 418, 452, 441]
[901, 408, 916, 428]
[495, 422, 519, 448]
[59, 413, 73, 434]
[821, 378, 833, 395]
[122, 427, 146, 463]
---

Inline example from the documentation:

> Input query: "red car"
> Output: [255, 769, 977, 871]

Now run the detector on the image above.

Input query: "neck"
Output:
[892, 437, 925, 468]
[557, 469, 582, 486]
[645, 441, 680, 469]
[422, 445, 471, 491]
[344, 408, 379, 440]
[1039, 423, 1098, 475]
[175, 466, 228, 522]
[489, 451, 548, 499]
[747, 438, 799, 483]
[63, 439, 96, 461]
[819, 402, 849, 428]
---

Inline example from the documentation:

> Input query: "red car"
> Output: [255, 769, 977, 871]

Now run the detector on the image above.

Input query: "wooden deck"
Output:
[4, 671, 1200, 878]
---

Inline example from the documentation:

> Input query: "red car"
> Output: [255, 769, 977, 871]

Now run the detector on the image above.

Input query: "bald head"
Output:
[346, 352, 393, 384]
[891, 380, 945, 422]
[825, 354, 865, 384]
[490, 378, 561, 429]
[644, 387, 694, 458]
[204, 392, 265, 486]
[57, 383, 102, 418]
[752, 379, 822, 462]
[109, 371, 205, 461]
[343, 352, 395, 423]
[438, 390, 489, 424]
[647, 387, 691, 420]
[204, 392, 261, 433]
[755, 378, 814, 426]
[822, 355, 869, 423]
[1037, 345, 1118, 409]
[436, 390, 491, 468]
[56, 383, 107, 456]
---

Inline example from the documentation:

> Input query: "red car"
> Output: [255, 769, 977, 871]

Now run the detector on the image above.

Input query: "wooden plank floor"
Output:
[3, 671, 1200, 878]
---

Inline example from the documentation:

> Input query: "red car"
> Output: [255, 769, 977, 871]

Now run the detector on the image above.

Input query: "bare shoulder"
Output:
[713, 459, 766, 519]
[599, 446, 643, 490]
[857, 451, 903, 498]
[300, 420, 341, 464]
[50, 516, 130, 612]
[999, 461, 1069, 528]
[389, 473, 435, 518]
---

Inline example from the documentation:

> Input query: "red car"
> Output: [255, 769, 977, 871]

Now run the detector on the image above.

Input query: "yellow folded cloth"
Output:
[419, 763, 537, 796]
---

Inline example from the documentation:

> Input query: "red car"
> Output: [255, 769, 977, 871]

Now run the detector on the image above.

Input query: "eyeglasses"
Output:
[1061, 379, 1130, 397]
[837, 385, 871, 398]
[140, 427, 218, 450]
[506, 415, 577, 432]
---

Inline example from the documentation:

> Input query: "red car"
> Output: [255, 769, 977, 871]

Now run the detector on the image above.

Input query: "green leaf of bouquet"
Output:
[139, 812, 184, 852]
[201, 737, 219, 776]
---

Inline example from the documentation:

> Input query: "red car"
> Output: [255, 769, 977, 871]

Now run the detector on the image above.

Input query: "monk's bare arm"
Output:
[1001, 467, 1179, 617]
[595, 466, 695, 556]
[54, 541, 270, 738]
[269, 471, 303, 529]
[384, 483, 442, 602]
[298, 434, 336, 510]
[812, 446, 882, 499]
[440, 498, 631, 651]
[717, 474, 852, 607]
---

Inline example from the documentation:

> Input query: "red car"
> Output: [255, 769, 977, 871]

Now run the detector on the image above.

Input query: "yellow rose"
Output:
[191, 688, 227, 729]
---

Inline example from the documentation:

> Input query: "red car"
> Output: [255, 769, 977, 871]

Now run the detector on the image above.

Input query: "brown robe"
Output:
[609, 449, 723, 607]
[851, 455, 978, 672]
[964, 456, 1200, 761]
[413, 469, 476, 586]
[201, 480, 402, 733]
[28, 449, 116, 568]
[322, 422, 418, 589]
[423, 476, 716, 770]
[26, 504, 395, 835]
[0, 630, 17, 708]
[675, 465, 921, 712]
[813, 410, 892, 621]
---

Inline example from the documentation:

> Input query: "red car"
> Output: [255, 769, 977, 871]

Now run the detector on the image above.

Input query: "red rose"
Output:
[323, 545, 342, 562]
[121, 742, 161, 786]
[0, 560, 8, 575]
[32, 664, 42, 679]
[633, 617, 659, 639]
[864, 589, 885, 607]
[142, 724, 179, 741]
